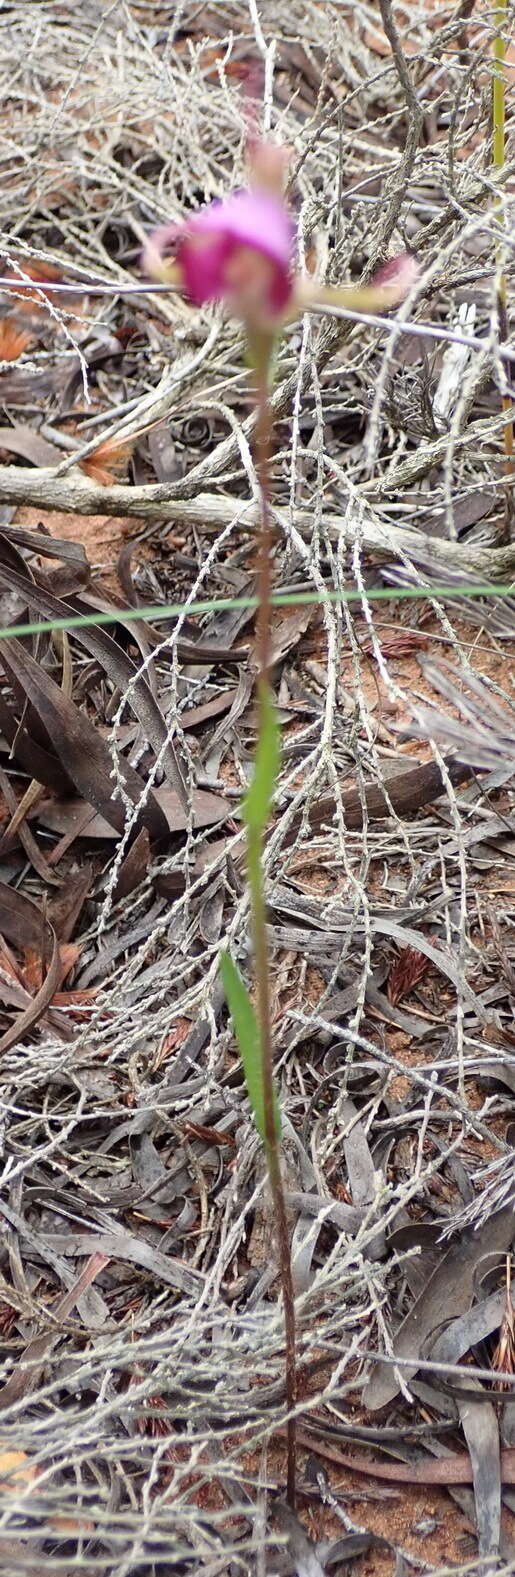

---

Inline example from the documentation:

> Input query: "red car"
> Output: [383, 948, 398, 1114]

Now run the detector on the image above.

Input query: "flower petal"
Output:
[294, 252, 420, 318]
[177, 221, 231, 305]
[366, 251, 420, 304]
[248, 138, 291, 195]
[141, 226, 183, 286]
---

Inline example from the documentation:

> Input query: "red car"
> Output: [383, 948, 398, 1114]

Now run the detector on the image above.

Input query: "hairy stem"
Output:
[250, 344, 297, 1508]
[493, 0, 513, 521]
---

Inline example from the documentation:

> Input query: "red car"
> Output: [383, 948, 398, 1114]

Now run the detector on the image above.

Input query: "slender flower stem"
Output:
[249, 338, 297, 1508]
[254, 357, 274, 684]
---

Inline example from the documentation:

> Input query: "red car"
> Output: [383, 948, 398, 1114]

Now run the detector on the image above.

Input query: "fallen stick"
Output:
[1, 464, 515, 579]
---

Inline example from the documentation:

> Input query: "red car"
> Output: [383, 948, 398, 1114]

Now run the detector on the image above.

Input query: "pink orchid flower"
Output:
[144, 189, 295, 320]
[142, 141, 419, 330]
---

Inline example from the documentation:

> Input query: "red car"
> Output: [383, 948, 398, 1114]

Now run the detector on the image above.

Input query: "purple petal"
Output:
[176, 217, 232, 306]
[178, 189, 295, 312]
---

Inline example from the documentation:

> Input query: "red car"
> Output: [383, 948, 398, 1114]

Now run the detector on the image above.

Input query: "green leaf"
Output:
[243, 684, 280, 838]
[220, 950, 281, 1142]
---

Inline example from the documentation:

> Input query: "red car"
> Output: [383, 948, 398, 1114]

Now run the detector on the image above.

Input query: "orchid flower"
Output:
[142, 138, 419, 332]
[142, 141, 418, 1514]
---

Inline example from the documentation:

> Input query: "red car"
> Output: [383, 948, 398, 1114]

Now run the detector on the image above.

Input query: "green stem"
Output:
[250, 343, 297, 1509]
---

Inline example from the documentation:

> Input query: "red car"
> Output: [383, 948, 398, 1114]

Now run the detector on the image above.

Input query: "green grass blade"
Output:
[220, 950, 281, 1142]
[0, 583, 514, 645]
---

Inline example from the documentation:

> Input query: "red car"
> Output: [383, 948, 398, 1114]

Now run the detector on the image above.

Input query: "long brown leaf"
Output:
[37, 784, 230, 838]
[0, 636, 168, 839]
[0, 922, 64, 1053]
[0, 613, 73, 872]
[0, 1253, 109, 1407]
[42, 1228, 204, 1297]
[0, 564, 187, 806]
[0, 687, 72, 793]
[0, 425, 62, 467]
[0, 882, 53, 951]
[1, 523, 89, 569]
[364, 1211, 515, 1410]
[48, 865, 92, 941]
[281, 1425, 515, 1487]
[0, 765, 58, 884]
